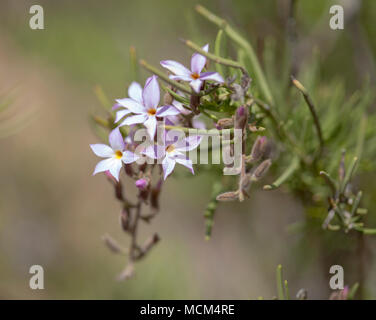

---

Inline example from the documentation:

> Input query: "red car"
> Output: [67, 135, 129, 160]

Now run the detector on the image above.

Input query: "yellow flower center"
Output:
[148, 108, 157, 116]
[114, 150, 123, 159]
[191, 72, 200, 80]
[166, 145, 175, 153]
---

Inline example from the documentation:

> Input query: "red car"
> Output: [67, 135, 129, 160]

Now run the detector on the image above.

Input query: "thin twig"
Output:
[291, 76, 324, 155]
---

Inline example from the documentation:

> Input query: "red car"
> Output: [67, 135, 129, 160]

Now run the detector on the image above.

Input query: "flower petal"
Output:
[116, 98, 146, 114]
[108, 159, 123, 181]
[118, 114, 147, 127]
[115, 109, 132, 123]
[174, 135, 202, 151]
[90, 144, 114, 158]
[170, 75, 193, 82]
[200, 71, 224, 83]
[160, 60, 191, 77]
[122, 150, 140, 164]
[128, 81, 143, 103]
[156, 105, 180, 117]
[175, 156, 194, 174]
[162, 156, 176, 180]
[142, 144, 165, 159]
[173, 100, 191, 115]
[191, 44, 208, 74]
[144, 116, 157, 139]
[189, 79, 203, 93]
[192, 116, 206, 129]
[112, 103, 122, 110]
[93, 158, 116, 175]
[165, 116, 179, 126]
[109, 127, 125, 151]
[143, 75, 160, 109]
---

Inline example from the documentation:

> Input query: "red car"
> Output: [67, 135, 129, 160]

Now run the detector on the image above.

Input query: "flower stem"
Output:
[276, 264, 285, 300]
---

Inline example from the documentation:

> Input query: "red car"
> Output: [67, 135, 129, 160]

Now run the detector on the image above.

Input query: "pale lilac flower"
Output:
[115, 76, 180, 139]
[160, 44, 224, 93]
[143, 131, 202, 180]
[90, 128, 139, 181]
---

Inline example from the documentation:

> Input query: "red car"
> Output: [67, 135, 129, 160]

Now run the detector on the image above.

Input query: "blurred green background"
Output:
[0, 0, 375, 299]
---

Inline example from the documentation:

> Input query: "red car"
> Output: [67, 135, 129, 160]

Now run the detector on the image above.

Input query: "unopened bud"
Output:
[249, 136, 267, 162]
[235, 105, 248, 130]
[124, 164, 133, 177]
[291, 76, 307, 95]
[216, 117, 234, 129]
[135, 178, 148, 190]
[251, 159, 272, 181]
[120, 207, 130, 231]
[102, 234, 124, 254]
[216, 191, 239, 202]
[150, 179, 163, 210]
[163, 91, 173, 105]
[190, 94, 201, 113]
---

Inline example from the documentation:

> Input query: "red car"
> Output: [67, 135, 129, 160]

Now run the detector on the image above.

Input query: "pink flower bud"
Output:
[235, 105, 248, 130]
[135, 178, 148, 190]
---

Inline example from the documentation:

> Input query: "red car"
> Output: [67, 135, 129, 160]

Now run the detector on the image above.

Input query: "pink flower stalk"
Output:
[143, 131, 202, 180]
[160, 44, 224, 93]
[115, 76, 180, 139]
[90, 128, 139, 181]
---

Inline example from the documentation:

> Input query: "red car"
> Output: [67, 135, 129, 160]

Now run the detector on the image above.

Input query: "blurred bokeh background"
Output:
[0, 0, 375, 299]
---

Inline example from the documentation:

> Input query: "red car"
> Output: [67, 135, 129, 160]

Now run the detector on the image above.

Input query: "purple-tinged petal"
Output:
[143, 75, 160, 109]
[162, 156, 176, 180]
[115, 109, 132, 123]
[108, 159, 123, 181]
[128, 82, 143, 103]
[156, 105, 180, 117]
[192, 116, 206, 129]
[170, 74, 193, 82]
[118, 114, 148, 127]
[144, 116, 157, 139]
[142, 144, 165, 159]
[93, 158, 116, 175]
[122, 150, 140, 164]
[200, 71, 224, 83]
[109, 127, 125, 151]
[175, 156, 194, 174]
[191, 44, 208, 74]
[173, 100, 191, 115]
[116, 98, 146, 114]
[160, 60, 191, 77]
[174, 135, 202, 152]
[90, 144, 114, 158]
[165, 116, 178, 126]
[189, 79, 203, 93]
[112, 103, 122, 110]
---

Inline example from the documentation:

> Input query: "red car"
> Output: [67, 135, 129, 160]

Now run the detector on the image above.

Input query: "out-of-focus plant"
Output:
[89, 4, 376, 288]
[0, 90, 36, 139]
[258, 265, 359, 300]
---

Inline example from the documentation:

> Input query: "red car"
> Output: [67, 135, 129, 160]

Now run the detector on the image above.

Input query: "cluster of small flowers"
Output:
[90, 44, 224, 183]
